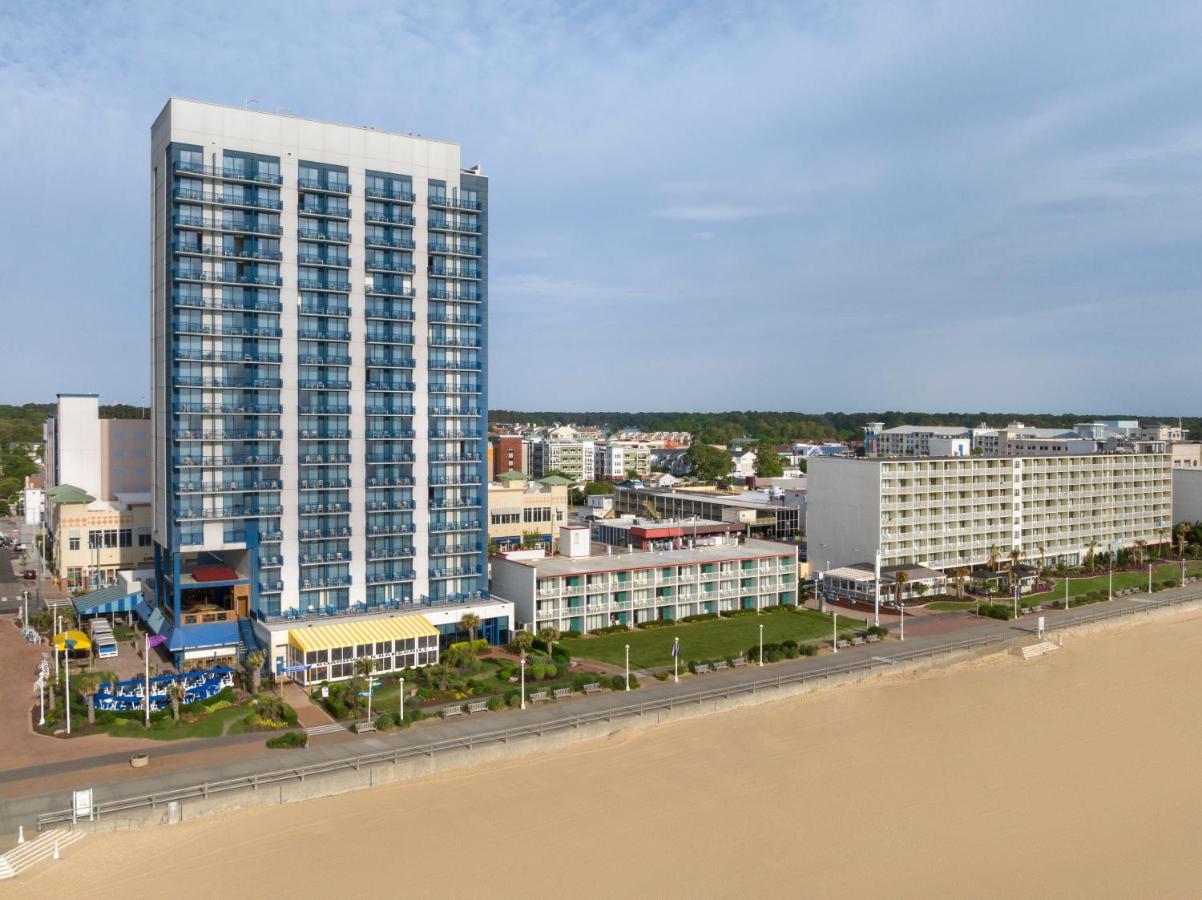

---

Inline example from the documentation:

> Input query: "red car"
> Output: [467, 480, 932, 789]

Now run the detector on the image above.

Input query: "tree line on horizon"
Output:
[489, 410, 1201, 445]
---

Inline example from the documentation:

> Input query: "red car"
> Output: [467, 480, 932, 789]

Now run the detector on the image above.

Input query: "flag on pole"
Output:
[671, 641, 679, 657]
[147, 635, 167, 648]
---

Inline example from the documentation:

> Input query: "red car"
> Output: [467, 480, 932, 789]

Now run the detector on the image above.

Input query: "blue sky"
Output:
[2, 1, 1201, 414]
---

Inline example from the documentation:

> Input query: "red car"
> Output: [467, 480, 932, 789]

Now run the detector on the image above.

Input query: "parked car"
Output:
[22, 570, 36, 580]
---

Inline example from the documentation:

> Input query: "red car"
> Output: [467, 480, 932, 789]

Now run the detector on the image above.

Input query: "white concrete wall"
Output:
[1173, 469, 1202, 525]
[806, 457, 882, 571]
[54, 395, 102, 497]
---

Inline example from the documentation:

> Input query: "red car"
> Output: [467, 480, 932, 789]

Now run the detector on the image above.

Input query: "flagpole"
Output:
[64, 646, 71, 735]
[673, 636, 679, 683]
[144, 635, 150, 727]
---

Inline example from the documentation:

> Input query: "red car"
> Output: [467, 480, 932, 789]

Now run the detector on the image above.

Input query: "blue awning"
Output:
[168, 620, 242, 652]
[73, 586, 141, 617]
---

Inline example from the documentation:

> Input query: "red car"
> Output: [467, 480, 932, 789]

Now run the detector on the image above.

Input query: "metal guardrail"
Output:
[35, 632, 1005, 829]
[36, 593, 1202, 829]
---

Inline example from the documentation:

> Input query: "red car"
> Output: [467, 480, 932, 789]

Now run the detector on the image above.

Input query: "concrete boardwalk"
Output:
[2, 585, 1199, 835]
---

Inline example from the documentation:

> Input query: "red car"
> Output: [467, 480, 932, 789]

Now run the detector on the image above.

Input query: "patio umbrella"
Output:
[52, 630, 93, 652]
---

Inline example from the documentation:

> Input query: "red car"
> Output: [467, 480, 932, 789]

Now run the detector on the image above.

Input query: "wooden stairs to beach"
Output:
[1021, 641, 1059, 660]
[0, 827, 85, 879]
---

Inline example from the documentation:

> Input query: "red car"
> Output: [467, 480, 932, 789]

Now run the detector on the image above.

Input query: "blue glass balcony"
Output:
[429, 496, 482, 510]
[298, 326, 352, 341]
[430, 452, 482, 462]
[365, 258, 416, 274]
[367, 571, 414, 584]
[428, 218, 482, 234]
[297, 253, 351, 269]
[428, 288, 481, 302]
[173, 187, 282, 210]
[428, 195, 482, 211]
[430, 542, 483, 556]
[429, 520, 482, 533]
[365, 283, 415, 299]
[298, 377, 352, 390]
[173, 402, 283, 415]
[365, 211, 416, 226]
[172, 242, 284, 262]
[300, 300, 350, 317]
[173, 213, 283, 236]
[297, 225, 351, 243]
[298, 477, 351, 490]
[366, 546, 413, 560]
[428, 382, 481, 394]
[173, 453, 282, 467]
[363, 301, 413, 321]
[427, 240, 481, 256]
[365, 187, 416, 202]
[299, 203, 351, 220]
[430, 565, 484, 579]
[173, 160, 283, 186]
[366, 234, 416, 250]
[173, 427, 282, 441]
[299, 403, 352, 416]
[366, 427, 415, 439]
[299, 551, 351, 565]
[298, 278, 352, 293]
[365, 498, 415, 512]
[298, 178, 351, 195]
[297, 352, 351, 366]
[428, 359, 482, 371]
[365, 330, 413, 345]
[172, 293, 282, 313]
[428, 335, 482, 349]
[430, 266, 481, 279]
[171, 268, 283, 287]
[429, 475, 482, 486]
[428, 406, 482, 417]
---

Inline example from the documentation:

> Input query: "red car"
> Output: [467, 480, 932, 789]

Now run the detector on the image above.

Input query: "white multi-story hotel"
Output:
[492, 537, 798, 634]
[808, 453, 1172, 573]
[528, 438, 595, 482]
[148, 99, 505, 672]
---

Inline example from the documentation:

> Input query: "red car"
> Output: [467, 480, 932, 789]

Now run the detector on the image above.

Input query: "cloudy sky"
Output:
[2, 1, 1201, 414]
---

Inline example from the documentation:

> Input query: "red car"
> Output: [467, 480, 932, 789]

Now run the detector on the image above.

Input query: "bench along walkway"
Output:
[582, 682, 602, 694]
[440, 706, 463, 719]
[19, 585, 1202, 835]
[529, 690, 549, 703]
[466, 700, 488, 714]
[552, 687, 572, 700]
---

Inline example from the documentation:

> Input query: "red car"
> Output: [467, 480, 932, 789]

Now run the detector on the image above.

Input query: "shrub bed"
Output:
[266, 730, 307, 749]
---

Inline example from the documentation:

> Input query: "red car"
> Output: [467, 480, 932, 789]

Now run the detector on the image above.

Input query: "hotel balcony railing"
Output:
[428, 313, 482, 325]
[297, 327, 352, 341]
[259, 580, 284, 593]
[365, 355, 415, 368]
[298, 378, 352, 390]
[173, 187, 283, 210]
[429, 359, 482, 371]
[430, 267, 481, 279]
[299, 204, 351, 220]
[299, 528, 352, 542]
[430, 429, 482, 440]
[365, 331, 414, 345]
[172, 376, 283, 389]
[174, 403, 283, 415]
[366, 523, 417, 536]
[298, 430, 351, 442]
[172, 268, 283, 287]
[430, 543, 483, 555]
[173, 294, 283, 313]
[174, 454, 283, 467]
[300, 302, 351, 317]
[174, 428, 282, 441]
[298, 178, 351, 195]
[366, 475, 413, 487]
[430, 453, 482, 462]
[428, 195, 482, 211]
[297, 253, 351, 268]
[367, 452, 415, 465]
[297, 278, 352, 293]
[299, 405, 352, 417]
[299, 501, 349, 515]
[173, 324, 283, 338]
[428, 289, 481, 302]
[364, 301, 414, 321]
[297, 353, 351, 366]
[365, 384, 416, 396]
[365, 499, 416, 512]
[177, 503, 283, 520]
[428, 383, 481, 394]
[301, 576, 353, 589]
[427, 218, 482, 234]
[173, 214, 284, 236]
[366, 547, 414, 561]
[365, 284, 416, 299]
[366, 235, 416, 250]
[172, 243, 284, 262]
[430, 565, 484, 579]
[427, 241, 481, 256]
[299, 452, 350, 466]
[430, 475, 482, 486]
[365, 259, 416, 274]
[429, 521, 482, 533]
[428, 336, 482, 349]
[177, 479, 281, 493]
[365, 211, 416, 226]
[366, 397, 418, 412]
[300, 551, 351, 564]
[429, 406, 482, 417]
[429, 497, 482, 510]
[260, 556, 283, 568]
[298, 478, 352, 492]
[297, 227, 351, 243]
[366, 427, 415, 439]
[367, 572, 414, 584]
[365, 187, 416, 202]
[173, 160, 284, 185]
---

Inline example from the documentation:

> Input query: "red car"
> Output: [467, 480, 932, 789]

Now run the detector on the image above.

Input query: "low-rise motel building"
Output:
[491, 526, 798, 634]
[807, 452, 1173, 576]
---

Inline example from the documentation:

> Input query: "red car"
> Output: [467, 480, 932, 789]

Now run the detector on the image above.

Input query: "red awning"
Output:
[192, 565, 238, 583]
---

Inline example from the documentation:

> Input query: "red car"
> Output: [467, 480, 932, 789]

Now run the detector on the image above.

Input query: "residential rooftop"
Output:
[500, 538, 795, 577]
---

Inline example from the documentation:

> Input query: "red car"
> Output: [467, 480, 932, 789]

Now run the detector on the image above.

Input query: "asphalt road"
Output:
[0, 544, 31, 617]
[3, 583, 1200, 836]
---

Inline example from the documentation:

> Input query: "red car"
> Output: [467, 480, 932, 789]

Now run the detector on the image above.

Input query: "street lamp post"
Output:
[399, 676, 405, 723]
[758, 623, 764, 667]
[673, 637, 680, 683]
[520, 655, 526, 710]
[63, 646, 71, 735]
[873, 550, 881, 628]
[624, 644, 630, 691]
[832, 612, 838, 653]
[1148, 563, 1153, 594]
[899, 602, 904, 642]
[37, 673, 45, 726]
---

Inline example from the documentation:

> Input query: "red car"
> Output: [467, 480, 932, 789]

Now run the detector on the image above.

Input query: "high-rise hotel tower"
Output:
[150, 99, 505, 671]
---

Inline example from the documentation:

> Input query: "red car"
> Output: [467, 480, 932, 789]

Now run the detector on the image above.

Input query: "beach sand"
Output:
[13, 608, 1202, 899]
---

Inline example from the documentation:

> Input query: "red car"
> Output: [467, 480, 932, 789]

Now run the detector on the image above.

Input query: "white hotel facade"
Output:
[808, 454, 1172, 573]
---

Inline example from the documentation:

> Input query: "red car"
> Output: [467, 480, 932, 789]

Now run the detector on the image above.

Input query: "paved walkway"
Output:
[2, 584, 1199, 834]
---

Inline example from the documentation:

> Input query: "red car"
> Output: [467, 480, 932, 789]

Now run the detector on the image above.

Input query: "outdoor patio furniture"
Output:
[693, 663, 711, 674]
[552, 687, 572, 700]
[713, 661, 729, 671]
[731, 658, 747, 667]
[466, 700, 488, 713]
[583, 682, 602, 693]
[530, 691, 549, 703]
[440, 706, 463, 719]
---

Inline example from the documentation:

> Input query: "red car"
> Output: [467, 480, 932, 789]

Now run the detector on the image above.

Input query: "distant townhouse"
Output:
[492, 533, 798, 634]
[807, 453, 1172, 574]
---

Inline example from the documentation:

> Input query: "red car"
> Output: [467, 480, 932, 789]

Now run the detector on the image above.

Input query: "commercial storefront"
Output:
[285, 614, 440, 685]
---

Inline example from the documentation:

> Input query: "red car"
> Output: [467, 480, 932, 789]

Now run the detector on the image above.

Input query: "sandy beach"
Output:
[12, 608, 1202, 899]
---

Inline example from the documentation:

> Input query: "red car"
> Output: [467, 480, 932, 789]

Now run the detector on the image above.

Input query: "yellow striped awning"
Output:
[287, 614, 438, 654]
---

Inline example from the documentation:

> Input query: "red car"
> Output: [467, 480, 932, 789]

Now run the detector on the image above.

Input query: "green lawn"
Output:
[104, 704, 252, 740]
[562, 608, 863, 669]
[1026, 560, 1202, 605]
[924, 600, 976, 612]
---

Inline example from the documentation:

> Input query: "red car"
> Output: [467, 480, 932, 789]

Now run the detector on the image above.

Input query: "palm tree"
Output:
[893, 570, 909, 613]
[245, 650, 265, 696]
[1037, 546, 1047, 583]
[510, 630, 534, 655]
[1085, 538, 1099, 571]
[987, 546, 999, 572]
[75, 671, 106, 725]
[1008, 548, 1023, 595]
[538, 626, 561, 659]
[1178, 522, 1190, 560]
[168, 683, 184, 722]
[1136, 539, 1148, 567]
[459, 612, 482, 646]
[952, 566, 969, 600]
